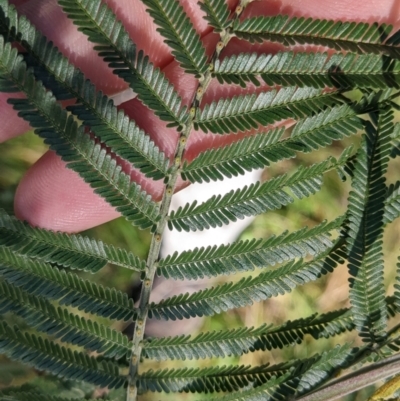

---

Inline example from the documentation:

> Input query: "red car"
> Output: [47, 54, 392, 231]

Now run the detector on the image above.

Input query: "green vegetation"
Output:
[1, 1, 400, 400]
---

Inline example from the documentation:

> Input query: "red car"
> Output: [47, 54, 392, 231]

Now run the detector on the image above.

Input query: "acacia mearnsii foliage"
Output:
[1, 0, 400, 400]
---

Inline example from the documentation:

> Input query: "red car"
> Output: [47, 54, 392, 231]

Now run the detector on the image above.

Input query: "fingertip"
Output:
[14, 151, 120, 232]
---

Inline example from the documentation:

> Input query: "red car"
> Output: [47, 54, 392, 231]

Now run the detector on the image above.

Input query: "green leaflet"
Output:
[58, 0, 188, 128]
[158, 217, 342, 280]
[149, 244, 345, 320]
[169, 150, 351, 232]
[346, 108, 394, 343]
[0, 209, 144, 272]
[0, 246, 137, 321]
[0, 0, 170, 180]
[213, 51, 400, 89]
[0, 321, 125, 389]
[183, 103, 363, 183]
[198, 0, 231, 32]
[141, 0, 208, 77]
[0, 39, 160, 230]
[194, 87, 341, 134]
[233, 16, 399, 57]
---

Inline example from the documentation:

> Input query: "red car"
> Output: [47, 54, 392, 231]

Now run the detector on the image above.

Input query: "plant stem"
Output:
[126, 33, 229, 401]
[124, 16, 244, 401]
[296, 353, 400, 401]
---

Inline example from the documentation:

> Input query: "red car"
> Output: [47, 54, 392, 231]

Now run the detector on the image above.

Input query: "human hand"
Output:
[2, 0, 398, 232]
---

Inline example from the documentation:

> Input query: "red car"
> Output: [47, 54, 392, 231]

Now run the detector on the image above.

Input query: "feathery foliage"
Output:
[149, 245, 345, 320]
[0, 246, 137, 321]
[58, 0, 188, 128]
[213, 51, 400, 89]
[0, 0, 170, 180]
[169, 150, 351, 232]
[141, 0, 208, 77]
[158, 217, 341, 279]
[183, 103, 364, 183]
[346, 107, 394, 343]
[1, 0, 400, 400]
[232, 16, 398, 55]
[194, 87, 341, 134]
[0, 209, 145, 272]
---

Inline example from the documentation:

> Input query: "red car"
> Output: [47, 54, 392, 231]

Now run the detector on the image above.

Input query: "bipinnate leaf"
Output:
[0, 0, 400, 399]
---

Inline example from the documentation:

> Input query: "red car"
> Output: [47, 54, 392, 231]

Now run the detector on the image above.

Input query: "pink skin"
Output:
[2, 0, 399, 232]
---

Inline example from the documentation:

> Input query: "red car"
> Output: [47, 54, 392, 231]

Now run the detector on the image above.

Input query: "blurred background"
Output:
[1, 123, 400, 400]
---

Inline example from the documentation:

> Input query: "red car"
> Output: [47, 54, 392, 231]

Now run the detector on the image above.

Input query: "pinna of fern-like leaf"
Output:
[0, 280, 130, 360]
[149, 244, 345, 321]
[0, 209, 145, 273]
[0, 246, 137, 321]
[142, 306, 354, 361]
[213, 51, 400, 89]
[158, 217, 342, 280]
[199, 0, 231, 32]
[232, 15, 399, 57]
[346, 107, 394, 343]
[138, 344, 356, 397]
[0, 321, 125, 389]
[138, 363, 289, 393]
[0, 38, 160, 230]
[183, 102, 364, 184]
[170, 150, 351, 232]
[0, 0, 170, 181]
[143, 296, 398, 361]
[141, 0, 209, 77]
[194, 86, 342, 135]
[58, 0, 189, 128]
